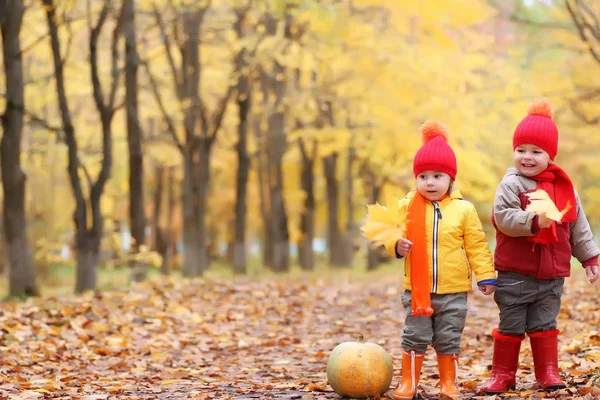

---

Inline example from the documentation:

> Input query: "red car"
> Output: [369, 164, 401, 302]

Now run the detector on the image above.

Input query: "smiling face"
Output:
[513, 144, 551, 177]
[416, 171, 452, 201]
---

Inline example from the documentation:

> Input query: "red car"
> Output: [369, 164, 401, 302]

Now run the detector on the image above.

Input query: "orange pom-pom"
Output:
[419, 120, 449, 144]
[527, 98, 553, 119]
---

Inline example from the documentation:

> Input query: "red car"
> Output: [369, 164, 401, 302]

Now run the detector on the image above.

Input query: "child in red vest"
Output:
[481, 98, 600, 394]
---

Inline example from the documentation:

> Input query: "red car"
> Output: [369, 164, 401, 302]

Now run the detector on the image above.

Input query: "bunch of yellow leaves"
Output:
[525, 189, 572, 222]
[361, 196, 409, 248]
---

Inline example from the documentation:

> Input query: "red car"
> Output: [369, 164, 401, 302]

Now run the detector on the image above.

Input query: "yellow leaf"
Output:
[361, 196, 408, 248]
[525, 190, 572, 222]
[106, 335, 127, 347]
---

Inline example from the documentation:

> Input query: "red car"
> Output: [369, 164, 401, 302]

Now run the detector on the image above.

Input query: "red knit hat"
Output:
[513, 98, 558, 160]
[413, 121, 457, 180]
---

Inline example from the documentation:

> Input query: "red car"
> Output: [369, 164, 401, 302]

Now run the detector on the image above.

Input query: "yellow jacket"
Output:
[384, 189, 496, 294]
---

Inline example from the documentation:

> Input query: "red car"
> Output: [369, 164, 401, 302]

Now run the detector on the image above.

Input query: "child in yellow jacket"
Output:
[382, 121, 497, 400]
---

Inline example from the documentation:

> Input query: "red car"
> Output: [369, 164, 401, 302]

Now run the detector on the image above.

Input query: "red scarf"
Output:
[406, 192, 434, 317]
[529, 164, 577, 245]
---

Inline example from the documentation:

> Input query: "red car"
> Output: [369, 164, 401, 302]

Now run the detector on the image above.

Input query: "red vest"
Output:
[493, 191, 572, 279]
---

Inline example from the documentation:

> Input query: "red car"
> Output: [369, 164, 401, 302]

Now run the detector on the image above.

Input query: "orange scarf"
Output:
[529, 164, 577, 245]
[406, 192, 434, 316]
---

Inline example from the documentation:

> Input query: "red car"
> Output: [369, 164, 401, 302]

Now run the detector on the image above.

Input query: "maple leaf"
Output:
[525, 189, 572, 222]
[361, 195, 408, 249]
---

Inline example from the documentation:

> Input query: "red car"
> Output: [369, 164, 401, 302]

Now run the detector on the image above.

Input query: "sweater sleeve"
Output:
[570, 190, 600, 264]
[464, 202, 497, 282]
[383, 195, 412, 258]
[493, 178, 537, 237]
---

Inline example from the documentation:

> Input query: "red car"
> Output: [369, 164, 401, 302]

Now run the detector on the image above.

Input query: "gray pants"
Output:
[494, 271, 563, 336]
[401, 290, 468, 354]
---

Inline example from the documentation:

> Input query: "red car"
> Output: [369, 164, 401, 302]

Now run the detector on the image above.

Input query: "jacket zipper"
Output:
[432, 202, 442, 293]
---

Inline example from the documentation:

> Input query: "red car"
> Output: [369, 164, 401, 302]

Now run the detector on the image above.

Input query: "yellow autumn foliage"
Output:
[2, 0, 600, 269]
[361, 197, 409, 249]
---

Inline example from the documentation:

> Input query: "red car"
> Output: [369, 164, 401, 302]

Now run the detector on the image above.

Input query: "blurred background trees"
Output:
[0, 0, 599, 296]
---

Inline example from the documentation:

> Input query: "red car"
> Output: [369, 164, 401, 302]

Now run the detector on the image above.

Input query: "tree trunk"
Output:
[44, 0, 91, 292]
[195, 138, 211, 272]
[44, 0, 115, 292]
[0, 0, 39, 297]
[255, 12, 291, 272]
[365, 167, 384, 271]
[255, 77, 273, 268]
[175, 11, 221, 277]
[182, 149, 200, 277]
[232, 13, 251, 275]
[152, 165, 163, 250]
[298, 139, 317, 271]
[152, 164, 166, 263]
[323, 153, 347, 267]
[0, 209, 4, 276]
[162, 167, 176, 275]
[257, 149, 273, 268]
[267, 60, 290, 272]
[75, 233, 100, 292]
[179, 13, 204, 277]
[148, 5, 234, 276]
[181, 137, 211, 277]
[343, 145, 356, 264]
[84, 4, 116, 291]
[233, 80, 251, 274]
[322, 100, 350, 268]
[153, 165, 176, 276]
[123, 0, 146, 282]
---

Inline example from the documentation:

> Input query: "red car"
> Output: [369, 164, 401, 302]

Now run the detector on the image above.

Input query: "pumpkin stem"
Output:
[357, 333, 365, 343]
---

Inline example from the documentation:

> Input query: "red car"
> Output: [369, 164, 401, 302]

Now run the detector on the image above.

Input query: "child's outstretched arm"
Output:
[569, 191, 600, 284]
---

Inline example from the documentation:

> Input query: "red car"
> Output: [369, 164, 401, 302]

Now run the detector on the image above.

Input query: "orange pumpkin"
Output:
[326, 334, 393, 399]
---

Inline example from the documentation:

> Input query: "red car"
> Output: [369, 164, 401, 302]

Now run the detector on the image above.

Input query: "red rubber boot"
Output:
[481, 329, 525, 394]
[528, 330, 566, 390]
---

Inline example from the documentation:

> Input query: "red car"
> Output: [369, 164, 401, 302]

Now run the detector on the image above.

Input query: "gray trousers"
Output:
[401, 290, 468, 354]
[494, 271, 563, 336]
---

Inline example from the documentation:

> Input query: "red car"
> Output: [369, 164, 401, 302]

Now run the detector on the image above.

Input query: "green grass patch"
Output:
[0, 255, 405, 299]
[1, 254, 590, 300]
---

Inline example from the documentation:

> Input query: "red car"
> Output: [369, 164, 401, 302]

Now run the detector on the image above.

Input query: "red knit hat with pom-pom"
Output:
[513, 98, 558, 159]
[413, 120, 457, 180]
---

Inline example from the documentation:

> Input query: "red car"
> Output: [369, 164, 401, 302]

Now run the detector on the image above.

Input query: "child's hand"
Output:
[538, 213, 553, 229]
[478, 284, 496, 295]
[585, 265, 599, 284]
[396, 238, 413, 257]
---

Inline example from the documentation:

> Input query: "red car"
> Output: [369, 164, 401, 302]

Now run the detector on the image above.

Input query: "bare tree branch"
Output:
[569, 99, 600, 124]
[566, 0, 600, 65]
[208, 83, 235, 140]
[151, 1, 181, 99]
[89, 0, 110, 109]
[140, 59, 184, 152]
[108, 0, 126, 110]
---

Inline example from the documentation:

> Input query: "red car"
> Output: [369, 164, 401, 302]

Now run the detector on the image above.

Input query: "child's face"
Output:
[513, 144, 551, 177]
[416, 171, 452, 201]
